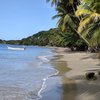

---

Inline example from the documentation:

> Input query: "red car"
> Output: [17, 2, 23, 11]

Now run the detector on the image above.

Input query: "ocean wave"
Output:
[37, 56, 50, 62]
[37, 69, 59, 100]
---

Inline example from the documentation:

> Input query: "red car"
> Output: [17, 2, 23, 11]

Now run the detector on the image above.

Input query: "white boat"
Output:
[7, 46, 25, 51]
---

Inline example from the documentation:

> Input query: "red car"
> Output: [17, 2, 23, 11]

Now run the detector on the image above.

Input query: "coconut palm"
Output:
[46, 0, 89, 45]
[46, 0, 80, 9]
[46, 0, 58, 6]
[50, 0, 81, 29]
[52, 2, 77, 30]
[47, 0, 81, 30]
[76, 0, 100, 47]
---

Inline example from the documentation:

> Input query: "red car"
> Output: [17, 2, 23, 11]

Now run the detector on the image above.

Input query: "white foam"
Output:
[37, 69, 59, 100]
[37, 56, 50, 62]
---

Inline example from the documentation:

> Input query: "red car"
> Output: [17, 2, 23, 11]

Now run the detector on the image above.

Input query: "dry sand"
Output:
[54, 47, 100, 100]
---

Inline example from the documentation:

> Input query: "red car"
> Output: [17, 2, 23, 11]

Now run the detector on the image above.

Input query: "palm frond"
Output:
[62, 15, 70, 31]
[56, 6, 66, 14]
[57, 17, 64, 27]
[92, 2, 100, 13]
[78, 13, 100, 33]
[76, 9, 91, 17]
[52, 13, 63, 19]
[78, 16, 91, 33]
[89, 28, 100, 46]
[46, 0, 58, 6]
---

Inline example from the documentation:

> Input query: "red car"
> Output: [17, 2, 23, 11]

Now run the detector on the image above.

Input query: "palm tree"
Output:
[46, 0, 90, 46]
[46, 0, 80, 9]
[76, 0, 100, 48]
[46, 0, 81, 30]
[52, 2, 76, 30]
[46, 0, 58, 6]
[51, 0, 89, 45]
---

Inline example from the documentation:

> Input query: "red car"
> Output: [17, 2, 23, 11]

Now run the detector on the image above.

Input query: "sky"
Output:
[0, 0, 57, 40]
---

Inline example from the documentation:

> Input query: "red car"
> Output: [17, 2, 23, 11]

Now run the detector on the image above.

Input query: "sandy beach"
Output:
[53, 47, 100, 100]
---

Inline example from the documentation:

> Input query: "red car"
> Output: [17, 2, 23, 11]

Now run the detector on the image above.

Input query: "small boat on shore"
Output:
[7, 46, 25, 51]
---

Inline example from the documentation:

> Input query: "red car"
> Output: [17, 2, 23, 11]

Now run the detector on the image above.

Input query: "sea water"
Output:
[0, 44, 61, 100]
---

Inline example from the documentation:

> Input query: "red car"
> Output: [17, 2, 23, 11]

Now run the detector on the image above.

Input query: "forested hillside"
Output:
[6, 28, 87, 51]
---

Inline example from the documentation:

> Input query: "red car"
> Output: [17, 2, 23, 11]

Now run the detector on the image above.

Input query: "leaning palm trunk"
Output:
[77, 12, 100, 51]
[69, 25, 90, 45]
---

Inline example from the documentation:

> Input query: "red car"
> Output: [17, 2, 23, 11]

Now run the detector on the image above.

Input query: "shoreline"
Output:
[40, 47, 77, 100]
[37, 46, 100, 100]
[51, 47, 77, 100]
[54, 47, 100, 100]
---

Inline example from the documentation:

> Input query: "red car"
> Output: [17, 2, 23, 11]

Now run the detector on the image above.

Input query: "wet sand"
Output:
[41, 47, 77, 100]
[54, 47, 100, 100]
[41, 47, 100, 100]
[51, 60, 77, 100]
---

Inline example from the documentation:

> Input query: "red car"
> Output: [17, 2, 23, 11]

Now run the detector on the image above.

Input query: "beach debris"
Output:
[85, 72, 97, 80]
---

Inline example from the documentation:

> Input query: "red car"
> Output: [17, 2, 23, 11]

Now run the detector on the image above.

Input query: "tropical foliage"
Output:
[3, 0, 100, 52]
[76, 0, 100, 48]
[5, 28, 87, 50]
[0, 39, 5, 44]
[47, 0, 100, 51]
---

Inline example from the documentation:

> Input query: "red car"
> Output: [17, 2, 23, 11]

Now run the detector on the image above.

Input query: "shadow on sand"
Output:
[50, 60, 77, 100]
[71, 73, 100, 100]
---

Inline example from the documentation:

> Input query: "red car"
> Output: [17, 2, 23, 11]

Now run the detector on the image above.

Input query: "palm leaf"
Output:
[78, 13, 100, 33]
[62, 15, 70, 31]
[57, 17, 64, 28]
[46, 0, 58, 6]
[89, 28, 100, 46]
[56, 6, 66, 14]
[76, 9, 91, 17]
[52, 13, 63, 19]
[92, 2, 100, 13]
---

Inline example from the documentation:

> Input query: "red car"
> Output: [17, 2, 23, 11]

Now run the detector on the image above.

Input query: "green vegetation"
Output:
[6, 40, 20, 44]
[76, 0, 100, 48]
[0, 39, 5, 44]
[47, 0, 100, 52]
[1, 0, 99, 52]
[4, 28, 87, 51]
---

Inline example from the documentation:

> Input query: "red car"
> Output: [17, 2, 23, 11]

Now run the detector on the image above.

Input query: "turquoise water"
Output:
[0, 44, 60, 100]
